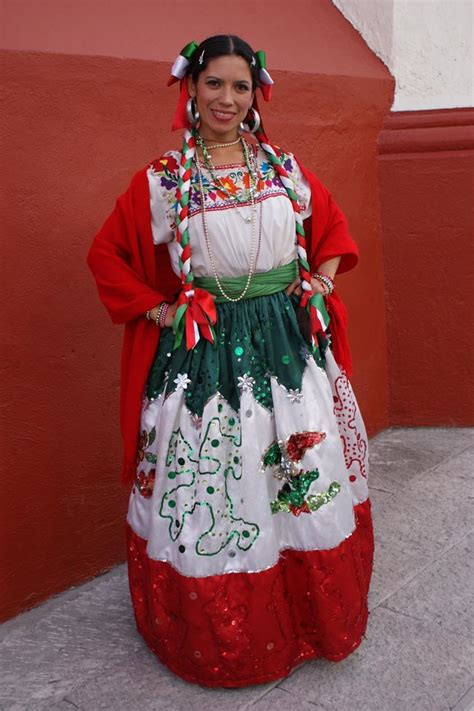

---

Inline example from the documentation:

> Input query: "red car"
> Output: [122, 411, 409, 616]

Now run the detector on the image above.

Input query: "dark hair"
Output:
[188, 35, 260, 91]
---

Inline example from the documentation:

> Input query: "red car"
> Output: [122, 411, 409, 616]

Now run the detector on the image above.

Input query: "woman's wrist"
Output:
[312, 271, 335, 295]
[146, 301, 170, 327]
[314, 256, 341, 282]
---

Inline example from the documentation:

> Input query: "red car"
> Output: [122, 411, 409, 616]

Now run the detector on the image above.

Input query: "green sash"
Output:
[194, 261, 298, 303]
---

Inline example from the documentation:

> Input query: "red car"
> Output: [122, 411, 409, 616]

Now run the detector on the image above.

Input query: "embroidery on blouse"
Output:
[148, 148, 309, 233]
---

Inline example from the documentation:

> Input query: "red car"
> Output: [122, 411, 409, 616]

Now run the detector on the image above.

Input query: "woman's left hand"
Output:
[285, 276, 329, 297]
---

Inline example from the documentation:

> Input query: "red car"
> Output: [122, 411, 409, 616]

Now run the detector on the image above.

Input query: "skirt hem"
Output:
[135, 617, 369, 688]
[126, 498, 374, 688]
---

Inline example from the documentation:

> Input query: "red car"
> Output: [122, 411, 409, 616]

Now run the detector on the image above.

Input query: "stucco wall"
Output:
[1, 0, 387, 78]
[333, 0, 473, 111]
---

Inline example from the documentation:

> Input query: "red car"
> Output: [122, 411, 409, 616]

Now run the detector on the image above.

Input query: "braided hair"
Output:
[175, 130, 197, 299]
[254, 127, 313, 307]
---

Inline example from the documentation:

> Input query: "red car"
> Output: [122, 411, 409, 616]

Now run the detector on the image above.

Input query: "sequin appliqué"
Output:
[159, 414, 260, 556]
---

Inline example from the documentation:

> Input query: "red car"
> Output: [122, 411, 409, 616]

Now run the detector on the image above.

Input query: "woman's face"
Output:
[188, 54, 255, 141]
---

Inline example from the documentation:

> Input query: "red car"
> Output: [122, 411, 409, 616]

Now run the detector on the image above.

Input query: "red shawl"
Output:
[87, 156, 358, 485]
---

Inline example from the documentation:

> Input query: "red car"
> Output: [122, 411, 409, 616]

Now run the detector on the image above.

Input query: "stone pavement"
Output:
[1, 428, 473, 711]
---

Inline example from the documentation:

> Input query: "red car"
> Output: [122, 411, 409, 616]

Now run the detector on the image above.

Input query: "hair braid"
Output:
[255, 128, 313, 308]
[176, 128, 197, 295]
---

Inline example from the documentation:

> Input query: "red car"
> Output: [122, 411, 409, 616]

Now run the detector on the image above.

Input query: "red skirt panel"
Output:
[126, 497, 374, 688]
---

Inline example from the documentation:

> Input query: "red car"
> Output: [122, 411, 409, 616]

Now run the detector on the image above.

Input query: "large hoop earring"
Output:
[239, 107, 261, 134]
[186, 97, 200, 126]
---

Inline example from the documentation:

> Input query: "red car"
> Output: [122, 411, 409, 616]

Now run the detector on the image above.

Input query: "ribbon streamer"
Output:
[308, 293, 330, 336]
[172, 288, 217, 350]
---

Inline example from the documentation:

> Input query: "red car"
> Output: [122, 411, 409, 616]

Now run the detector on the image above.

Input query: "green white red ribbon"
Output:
[167, 41, 199, 86]
[255, 50, 274, 101]
[173, 288, 217, 350]
[309, 293, 330, 334]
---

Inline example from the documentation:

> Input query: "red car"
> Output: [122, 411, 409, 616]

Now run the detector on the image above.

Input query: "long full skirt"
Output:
[127, 291, 374, 687]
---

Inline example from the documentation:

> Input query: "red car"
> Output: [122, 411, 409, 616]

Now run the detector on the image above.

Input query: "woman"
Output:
[88, 34, 374, 688]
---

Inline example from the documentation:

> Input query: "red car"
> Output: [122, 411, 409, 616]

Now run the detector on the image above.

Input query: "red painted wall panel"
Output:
[0, 1, 392, 621]
[1, 0, 388, 78]
[378, 110, 474, 425]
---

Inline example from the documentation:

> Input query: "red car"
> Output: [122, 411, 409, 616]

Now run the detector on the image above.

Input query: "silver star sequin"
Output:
[190, 412, 202, 429]
[287, 389, 303, 403]
[299, 345, 311, 362]
[174, 372, 192, 390]
[237, 373, 255, 392]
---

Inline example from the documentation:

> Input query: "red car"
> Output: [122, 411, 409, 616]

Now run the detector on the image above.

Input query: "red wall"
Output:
[378, 110, 474, 425]
[0, 0, 392, 622]
[1, 0, 389, 77]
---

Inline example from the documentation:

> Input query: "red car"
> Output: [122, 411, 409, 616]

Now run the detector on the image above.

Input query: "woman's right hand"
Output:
[148, 301, 178, 327]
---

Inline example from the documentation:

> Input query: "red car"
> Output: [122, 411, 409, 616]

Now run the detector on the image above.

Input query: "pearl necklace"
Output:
[200, 136, 241, 150]
[195, 147, 263, 303]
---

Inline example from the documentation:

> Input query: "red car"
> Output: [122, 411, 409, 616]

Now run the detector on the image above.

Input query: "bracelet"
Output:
[153, 301, 170, 328]
[313, 271, 335, 295]
[146, 302, 169, 327]
[158, 302, 169, 328]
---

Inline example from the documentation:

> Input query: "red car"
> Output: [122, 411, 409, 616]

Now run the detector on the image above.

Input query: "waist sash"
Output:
[176, 261, 330, 354]
[194, 261, 299, 303]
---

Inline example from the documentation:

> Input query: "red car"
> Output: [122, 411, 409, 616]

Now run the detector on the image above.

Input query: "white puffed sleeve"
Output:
[280, 151, 312, 220]
[146, 151, 180, 245]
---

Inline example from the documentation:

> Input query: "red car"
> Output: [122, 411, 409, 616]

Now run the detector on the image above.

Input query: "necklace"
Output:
[194, 143, 263, 303]
[200, 136, 241, 150]
[196, 135, 260, 206]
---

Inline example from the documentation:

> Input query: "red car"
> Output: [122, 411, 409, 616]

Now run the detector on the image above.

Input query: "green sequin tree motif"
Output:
[159, 428, 199, 537]
[159, 407, 259, 557]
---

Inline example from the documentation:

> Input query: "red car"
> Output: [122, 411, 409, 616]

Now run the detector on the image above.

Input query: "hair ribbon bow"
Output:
[167, 41, 199, 86]
[255, 50, 273, 101]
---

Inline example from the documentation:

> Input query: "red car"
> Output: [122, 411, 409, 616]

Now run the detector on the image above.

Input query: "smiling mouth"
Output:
[211, 109, 236, 120]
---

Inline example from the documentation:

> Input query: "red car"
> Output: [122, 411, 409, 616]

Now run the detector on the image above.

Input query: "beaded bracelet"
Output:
[145, 302, 169, 327]
[158, 302, 169, 328]
[313, 271, 335, 295]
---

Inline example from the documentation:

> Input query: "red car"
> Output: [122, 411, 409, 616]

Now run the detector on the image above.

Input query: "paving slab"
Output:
[380, 530, 473, 640]
[368, 486, 434, 609]
[278, 606, 473, 711]
[369, 427, 473, 493]
[368, 444, 473, 608]
[0, 569, 140, 710]
[41, 653, 275, 711]
[452, 685, 474, 711]
[249, 686, 324, 709]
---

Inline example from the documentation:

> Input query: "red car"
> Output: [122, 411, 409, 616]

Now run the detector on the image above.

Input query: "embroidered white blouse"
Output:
[147, 145, 312, 279]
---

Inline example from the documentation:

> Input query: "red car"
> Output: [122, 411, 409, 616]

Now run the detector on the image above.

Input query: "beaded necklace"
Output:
[195, 134, 258, 206]
[194, 142, 263, 303]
